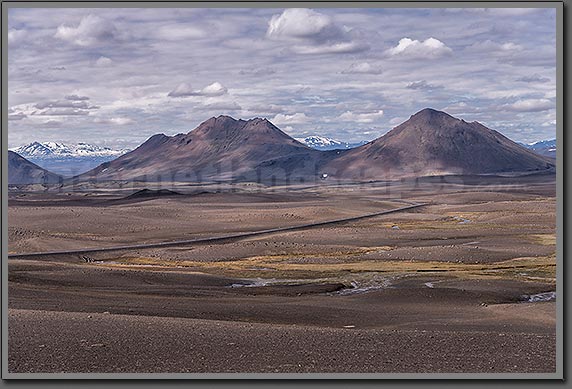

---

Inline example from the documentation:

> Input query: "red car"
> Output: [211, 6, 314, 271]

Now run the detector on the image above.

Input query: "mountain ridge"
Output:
[8, 151, 62, 185]
[12, 108, 555, 184]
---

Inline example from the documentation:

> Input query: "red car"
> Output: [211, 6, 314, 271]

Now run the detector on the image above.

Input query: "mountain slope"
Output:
[79, 116, 337, 183]
[324, 108, 555, 179]
[8, 151, 62, 185]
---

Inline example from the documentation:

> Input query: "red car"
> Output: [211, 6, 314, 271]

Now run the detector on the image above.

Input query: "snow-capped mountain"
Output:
[11, 141, 130, 159]
[296, 136, 368, 151]
[9, 142, 131, 177]
[518, 139, 556, 159]
[528, 139, 556, 150]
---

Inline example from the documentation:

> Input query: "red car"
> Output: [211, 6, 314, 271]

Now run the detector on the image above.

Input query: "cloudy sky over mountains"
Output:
[8, 7, 557, 148]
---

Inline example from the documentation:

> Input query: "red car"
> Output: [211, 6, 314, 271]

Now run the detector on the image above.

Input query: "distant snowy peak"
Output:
[528, 139, 556, 150]
[297, 136, 343, 148]
[10, 141, 131, 159]
[296, 136, 368, 151]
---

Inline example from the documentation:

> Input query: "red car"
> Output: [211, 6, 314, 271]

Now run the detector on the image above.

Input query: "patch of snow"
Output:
[522, 291, 556, 302]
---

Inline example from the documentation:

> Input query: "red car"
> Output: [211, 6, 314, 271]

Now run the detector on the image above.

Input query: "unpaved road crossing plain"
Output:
[7, 175, 557, 374]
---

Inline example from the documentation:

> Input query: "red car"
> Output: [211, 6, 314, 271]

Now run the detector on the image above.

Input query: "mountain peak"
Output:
[411, 108, 457, 121]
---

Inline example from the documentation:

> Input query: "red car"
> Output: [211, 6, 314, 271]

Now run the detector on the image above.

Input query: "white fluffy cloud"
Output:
[271, 112, 309, 125]
[54, 14, 118, 47]
[95, 56, 113, 67]
[386, 37, 452, 59]
[267, 8, 342, 41]
[200, 82, 228, 97]
[338, 110, 384, 123]
[267, 8, 369, 55]
[168, 82, 228, 98]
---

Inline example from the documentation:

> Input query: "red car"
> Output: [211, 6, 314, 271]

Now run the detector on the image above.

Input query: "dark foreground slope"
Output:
[8, 151, 62, 185]
[325, 108, 554, 180]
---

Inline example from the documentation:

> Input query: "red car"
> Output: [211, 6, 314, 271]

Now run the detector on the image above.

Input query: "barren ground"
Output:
[7, 175, 557, 374]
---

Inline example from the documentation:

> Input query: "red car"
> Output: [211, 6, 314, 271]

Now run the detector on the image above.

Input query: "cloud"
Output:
[168, 83, 194, 97]
[271, 112, 309, 125]
[267, 8, 343, 42]
[338, 110, 384, 123]
[386, 37, 452, 59]
[239, 67, 276, 76]
[42, 120, 63, 128]
[505, 99, 553, 112]
[8, 112, 27, 121]
[168, 82, 228, 97]
[291, 41, 369, 55]
[155, 24, 206, 40]
[95, 56, 113, 67]
[341, 62, 383, 75]
[266, 8, 369, 54]
[94, 117, 135, 125]
[406, 80, 442, 90]
[469, 40, 523, 53]
[200, 82, 228, 97]
[8, 28, 26, 45]
[244, 104, 285, 115]
[54, 14, 118, 47]
[389, 117, 406, 125]
[517, 74, 550, 83]
[35, 100, 98, 110]
[198, 101, 242, 111]
[36, 108, 91, 116]
[65, 94, 90, 101]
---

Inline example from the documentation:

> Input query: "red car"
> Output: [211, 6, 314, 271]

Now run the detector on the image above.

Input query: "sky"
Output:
[7, 7, 557, 149]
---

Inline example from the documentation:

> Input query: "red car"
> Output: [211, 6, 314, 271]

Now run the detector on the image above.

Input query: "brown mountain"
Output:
[78, 116, 339, 183]
[8, 151, 62, 185]
[324, 108, 555, 179]
[76, 109, 554, 184]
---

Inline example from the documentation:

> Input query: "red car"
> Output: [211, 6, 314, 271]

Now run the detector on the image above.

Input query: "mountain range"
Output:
[295, 136, 368, 151]
[519, 139, 556, 159]
[8, 108, 555, 185]
[9, 142, 130, 176]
